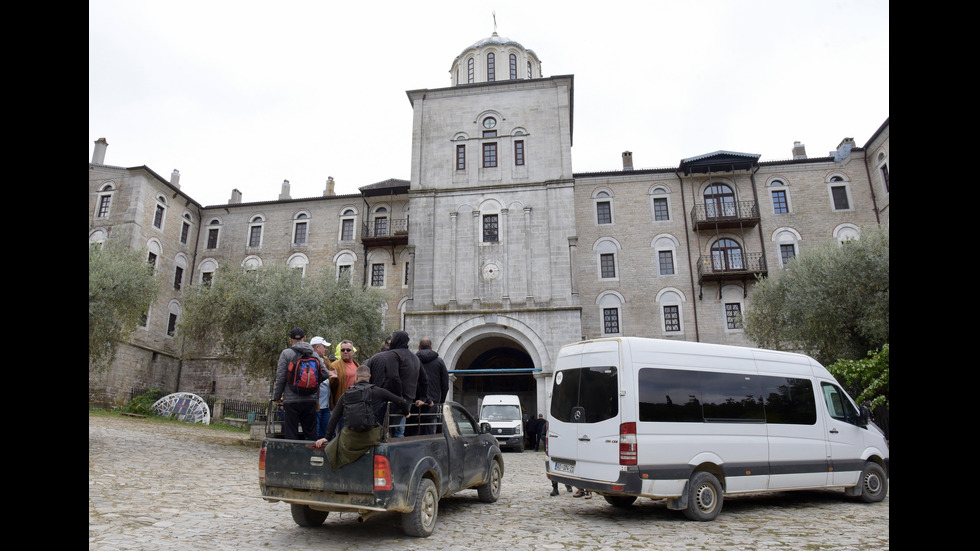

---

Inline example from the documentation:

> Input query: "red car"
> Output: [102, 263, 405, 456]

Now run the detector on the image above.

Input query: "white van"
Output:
[546, 337, 888, 520]
[479, 395, 525, 452]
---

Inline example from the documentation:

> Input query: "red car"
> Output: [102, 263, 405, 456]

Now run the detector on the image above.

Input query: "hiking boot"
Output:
[573, 489, 585, 498]
[550, 488, 559, 496]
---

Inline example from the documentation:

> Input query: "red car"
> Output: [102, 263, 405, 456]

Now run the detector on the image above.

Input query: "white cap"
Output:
[310, 336, 330, 347]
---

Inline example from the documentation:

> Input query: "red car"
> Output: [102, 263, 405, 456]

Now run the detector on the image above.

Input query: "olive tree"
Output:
[89, 239, 162, 370]
[178, 262, 390, 382]
[744, 225, 888, 366]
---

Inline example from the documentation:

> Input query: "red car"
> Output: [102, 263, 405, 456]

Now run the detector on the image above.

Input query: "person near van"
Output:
[370, 331, 429, 437]
[414, 337, 448, 435]
[527, 414, 546, 451]
[272, 327, 328, 441]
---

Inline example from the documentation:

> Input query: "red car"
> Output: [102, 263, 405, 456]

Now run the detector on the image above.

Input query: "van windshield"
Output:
[550, 366, 618, 423]
[481, 405, 521, 421]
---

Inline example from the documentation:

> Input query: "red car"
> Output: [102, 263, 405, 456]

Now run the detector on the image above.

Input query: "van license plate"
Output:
[553, 461, 574, 473]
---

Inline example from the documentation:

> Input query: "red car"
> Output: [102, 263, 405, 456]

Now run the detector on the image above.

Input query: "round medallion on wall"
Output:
[482, 262, 500, 280]
[483, 117, 496, 129]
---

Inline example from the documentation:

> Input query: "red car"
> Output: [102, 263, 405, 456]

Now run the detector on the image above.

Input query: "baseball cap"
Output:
[310, 336, 330, 347]
[289, 327, 305, 339]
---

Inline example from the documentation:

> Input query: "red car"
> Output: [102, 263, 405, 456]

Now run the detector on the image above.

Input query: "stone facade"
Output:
[88, 33, 889, 418]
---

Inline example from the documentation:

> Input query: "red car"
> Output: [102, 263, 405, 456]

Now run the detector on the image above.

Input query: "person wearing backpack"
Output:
[316, 365, 410, 470]
[272, 327, 328, 441]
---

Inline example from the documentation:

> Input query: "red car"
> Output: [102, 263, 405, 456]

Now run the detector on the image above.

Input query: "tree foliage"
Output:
[744, 225, 889, 366]
[178, 262, 390, 382]
[827, 344, 889, 409]
[89, 239, 162, 371]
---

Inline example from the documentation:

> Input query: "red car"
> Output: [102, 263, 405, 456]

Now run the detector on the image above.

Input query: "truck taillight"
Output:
[258, 447, 266, 483]
[374, 455, 392, 491]
[619, 422, 637, 466]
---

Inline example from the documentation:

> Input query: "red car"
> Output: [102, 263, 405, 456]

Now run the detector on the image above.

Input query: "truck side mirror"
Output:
[480, 422, 492, 434]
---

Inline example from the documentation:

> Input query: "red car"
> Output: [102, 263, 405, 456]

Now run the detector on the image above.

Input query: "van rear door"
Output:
[549, 340, 622, 484]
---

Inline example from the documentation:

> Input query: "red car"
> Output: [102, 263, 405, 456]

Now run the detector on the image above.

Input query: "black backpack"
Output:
[343, 383, 377, 432]
[286, 346, 321, 396]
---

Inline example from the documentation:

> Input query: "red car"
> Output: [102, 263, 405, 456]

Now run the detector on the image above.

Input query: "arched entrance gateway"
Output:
[433, 315, 552, 422]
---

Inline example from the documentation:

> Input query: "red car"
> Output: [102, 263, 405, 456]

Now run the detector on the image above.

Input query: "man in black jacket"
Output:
[413, 337, 449, 434]
[366, 331, 428, 437]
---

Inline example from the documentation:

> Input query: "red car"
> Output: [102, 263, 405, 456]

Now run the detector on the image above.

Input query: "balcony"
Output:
[690, 200, 760, 230]
[695, 252, 767, 284]
[361, 218, 408, 247]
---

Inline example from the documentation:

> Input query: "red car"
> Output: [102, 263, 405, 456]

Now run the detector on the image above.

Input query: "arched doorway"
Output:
[449, 335, 537, 420]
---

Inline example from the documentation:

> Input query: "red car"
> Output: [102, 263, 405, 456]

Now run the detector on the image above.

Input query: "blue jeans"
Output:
[390, 415, 406, 438]
[316, 408, 331, 440]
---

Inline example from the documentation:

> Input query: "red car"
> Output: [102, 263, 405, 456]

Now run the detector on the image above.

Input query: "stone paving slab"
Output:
[89, 413, 889, 550]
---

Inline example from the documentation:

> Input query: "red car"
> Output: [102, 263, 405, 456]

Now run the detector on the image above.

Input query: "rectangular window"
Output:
[341, 219, 354, 241]
[248, 226, 262, 247]
[663, 305, 680, 332]
[603, 308, 620, 334]
[596, 201, 612, 224]
[404, 262, 410, 285]
[207, 228, 219, 249]
[772, 190, 788, 214]
[509, 54, 517, 80]
[780, 244, 796, 267]
[653, 197, 669, 221]
[514, 140, 524, 166]
[147, 252, 157, 269]
[338, 265, 351, 281]
[600, 253, 616, 278]
[153, 205, 165, 229]
[202, 272, 214, 287]
[371, 263, 384, 286]
[831, 186, 850, 210]
[167, 313, 178, 336]
[880, 164, 889, 192]
[97, 195, 111, 217]
[294, 221, 307, 244]
[456, 144, 466, 170]
[483, 143, 497, 168]
[374, 217, 388, 237]
[658, 250, 674, 275]
[173, 266, 183, 291]
[725, 303, 743, 330]
[468, 58, 474, 83]
[180, 222, 190, 244]
[549, 365, 619, 424]
[483, 214, 499, 242]
[482, 130, 497, 138]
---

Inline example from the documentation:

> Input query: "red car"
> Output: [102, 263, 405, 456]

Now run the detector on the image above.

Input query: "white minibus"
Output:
[479, 394, 525, 452]
[545, 337, 888, 521]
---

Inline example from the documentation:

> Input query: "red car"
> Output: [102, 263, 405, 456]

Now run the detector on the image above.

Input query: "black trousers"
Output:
[283, 401, 317, 440]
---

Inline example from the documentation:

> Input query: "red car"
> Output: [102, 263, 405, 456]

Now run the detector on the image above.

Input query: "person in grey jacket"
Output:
[272, 327, 328, 440]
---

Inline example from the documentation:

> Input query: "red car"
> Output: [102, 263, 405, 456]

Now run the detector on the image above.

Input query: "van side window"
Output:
[638, 368, 817, 425]
[550, 366, 618, 423]
[820, 382, 860, 425]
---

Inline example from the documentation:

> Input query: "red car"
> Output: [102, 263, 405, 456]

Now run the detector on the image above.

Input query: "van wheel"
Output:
[857, 462, 888, 503]
[402, 478, 438, 537]
[683, 472, 723, 521]
[603, 495, 637, 508]
[290, 504, 328, 526]
[477, 459, 502, 502]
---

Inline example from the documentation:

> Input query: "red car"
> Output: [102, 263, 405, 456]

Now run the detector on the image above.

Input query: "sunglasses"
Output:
[341, 348, 353, 352]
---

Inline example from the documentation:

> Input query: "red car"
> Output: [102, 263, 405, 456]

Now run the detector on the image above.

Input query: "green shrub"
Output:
[122, 389, 168, 416]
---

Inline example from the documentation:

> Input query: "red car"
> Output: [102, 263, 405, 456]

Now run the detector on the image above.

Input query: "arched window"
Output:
[487, 52, 495, 81]
[509, 53, 517, 79]
[373, 207, 388, 237]
[292, 211, 310, 245]
[153, 195, 168, 230]
[95, 183, 114, 219]
[710, 238, 744, 271]
[467, 57, 474, 83]
[704, 183, 736, 219]
[248, 215, 265, 248]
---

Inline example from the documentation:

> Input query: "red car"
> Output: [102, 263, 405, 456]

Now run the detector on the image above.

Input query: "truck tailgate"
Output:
[262, 439, 374, 493]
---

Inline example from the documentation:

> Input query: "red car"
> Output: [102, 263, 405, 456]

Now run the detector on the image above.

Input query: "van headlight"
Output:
[516, 426, 522, 435]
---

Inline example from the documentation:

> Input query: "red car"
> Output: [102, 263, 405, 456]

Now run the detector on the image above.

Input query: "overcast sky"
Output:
[89, 0, 889, 207]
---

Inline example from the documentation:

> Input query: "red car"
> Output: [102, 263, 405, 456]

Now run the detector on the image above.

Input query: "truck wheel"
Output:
[477, 459, 502, 503]
[603, 495, 637, 508]
[290, 504, 328, 527]
[402, 478, 438, 537]
[683, 472, 723, 521]
[857, 462, 888, 503]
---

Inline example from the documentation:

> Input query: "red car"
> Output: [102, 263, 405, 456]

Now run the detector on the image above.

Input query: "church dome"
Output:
[449, 31, 542, 86]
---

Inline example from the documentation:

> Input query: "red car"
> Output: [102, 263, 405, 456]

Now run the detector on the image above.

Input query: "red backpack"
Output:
[287, 347, 321, 395]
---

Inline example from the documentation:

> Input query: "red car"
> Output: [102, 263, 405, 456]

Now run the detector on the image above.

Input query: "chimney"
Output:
[832, 137, 856, 162]
[792, 141, 807, 159]
[622, 151, 633, 171]
[324, 176, 335, 196]
[229, 189, 242, 204]
[278, 179, 291, 200]
[92, 137, 108, 164]
[170, 169, 180, 189]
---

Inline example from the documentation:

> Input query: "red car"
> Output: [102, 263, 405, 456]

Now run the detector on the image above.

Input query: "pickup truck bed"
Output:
[259, 401, 503, 537]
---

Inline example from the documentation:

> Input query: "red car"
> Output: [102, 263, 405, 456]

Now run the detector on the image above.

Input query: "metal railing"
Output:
[695, 252, 767, 278]
[361, 218, 408, 239]
[690, 200, 760, 226]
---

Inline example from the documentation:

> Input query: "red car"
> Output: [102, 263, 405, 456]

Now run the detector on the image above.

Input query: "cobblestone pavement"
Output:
[89, 413, 889, 550]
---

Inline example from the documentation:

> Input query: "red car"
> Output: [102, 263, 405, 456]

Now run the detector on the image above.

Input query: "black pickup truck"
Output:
[259, 401, 504, 537]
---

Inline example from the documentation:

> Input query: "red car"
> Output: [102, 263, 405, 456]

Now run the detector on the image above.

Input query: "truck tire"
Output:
[477, 459, 502, 503]
[683, 471, 723, 521]
[856, 462, 888, 503]
[290, 504, 328, 526]
[402, 477, 438, 537]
